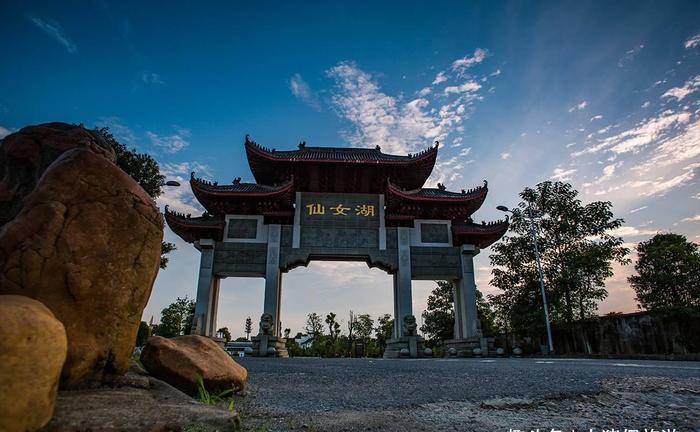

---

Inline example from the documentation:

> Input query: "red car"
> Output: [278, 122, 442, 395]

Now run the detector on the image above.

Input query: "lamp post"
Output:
[497, 204, 555, 355]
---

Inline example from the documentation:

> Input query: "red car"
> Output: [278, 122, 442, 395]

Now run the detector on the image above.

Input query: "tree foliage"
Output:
[421, 281, 497, 342]
[244, 316, 252, 339]
[305, 312, 324, 336]
[488, 181, 629, 335]
[93, 126, 175, 269]
[374, 314, 394, 350]
[628, 233, 700, 311]
[156, 296, 195, 338]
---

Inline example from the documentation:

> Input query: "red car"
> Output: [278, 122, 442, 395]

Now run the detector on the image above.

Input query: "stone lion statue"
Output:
[403, 314, 417, 336]
[259, 313, 273, 335]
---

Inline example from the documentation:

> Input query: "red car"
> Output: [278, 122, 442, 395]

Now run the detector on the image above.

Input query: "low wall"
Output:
[494, 311, 700, 356]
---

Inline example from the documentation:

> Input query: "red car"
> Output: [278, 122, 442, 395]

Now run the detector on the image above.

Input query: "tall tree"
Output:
[354, 314, 374, 344]
[489, 181, 629, 333]
[245, 316, 252, 340]
[156, 297, 195, 338]
[628, 233, 700, 311]
[305, 313, 324, 335]
[421, 281, 455, 342]
[93, 126, 175, 269]
[325, 312, 341, 343]
[374, 314, 394, 349]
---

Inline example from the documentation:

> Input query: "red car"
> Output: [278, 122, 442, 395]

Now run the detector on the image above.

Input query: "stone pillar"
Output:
[452, 245, 481, 339]
[445, 245, 482, 357]
[394, 227, 413, 338]
[193, 239, 216, 336]
[263, 224, 282, 337]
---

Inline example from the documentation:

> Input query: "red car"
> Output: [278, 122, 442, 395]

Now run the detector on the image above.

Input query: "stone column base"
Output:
[251, 335, 289, 358]
[445, 338, 484, 357]
[383, 335, 425, 358]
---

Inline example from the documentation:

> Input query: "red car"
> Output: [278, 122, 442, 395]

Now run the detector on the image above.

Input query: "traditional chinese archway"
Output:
[165, 136, 508, 358]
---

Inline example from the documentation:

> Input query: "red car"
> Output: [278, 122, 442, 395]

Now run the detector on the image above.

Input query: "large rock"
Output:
[141, 335, 248, 396]
[0, 295, 68, 431]
[0, 147, 163, 388]
[0, 122, 115, 227]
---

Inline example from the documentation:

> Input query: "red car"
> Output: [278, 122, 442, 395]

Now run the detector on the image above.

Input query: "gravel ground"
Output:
[234, 357, 700, 431]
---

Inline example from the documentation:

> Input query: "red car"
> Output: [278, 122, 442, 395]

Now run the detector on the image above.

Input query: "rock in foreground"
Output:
[0, 147, 163, 388]
[141, 335, 247, 396]
[0, 295, 67, 432]
[46, 368, 240, 431]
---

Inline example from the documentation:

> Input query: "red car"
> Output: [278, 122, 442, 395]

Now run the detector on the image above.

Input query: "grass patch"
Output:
[196, 375, 237, 412]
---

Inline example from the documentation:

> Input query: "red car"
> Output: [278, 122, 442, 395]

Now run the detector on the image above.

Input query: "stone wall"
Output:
[495, 311, 700, 356]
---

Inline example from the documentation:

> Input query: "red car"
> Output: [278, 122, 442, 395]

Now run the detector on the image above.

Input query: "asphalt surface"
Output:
[237, 356, 700, 414]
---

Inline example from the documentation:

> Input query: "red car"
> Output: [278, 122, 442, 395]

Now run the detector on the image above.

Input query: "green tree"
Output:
[284, 328, 291, 339]
[156, 296, 195, 338]
[217, 327, 232, 342]
[325, 312, 341, 343]
[421, 281, 455, 342]
[374, 314, 394, 350]
[489, 181, 628, 334]
[93, 126, 175, 269]
[306, 313, 324, 336]
[354, 314, 374, 345]
[628, 233, 700, 311]
[421, 281, 500, 342]
[245, 316, 252, 339]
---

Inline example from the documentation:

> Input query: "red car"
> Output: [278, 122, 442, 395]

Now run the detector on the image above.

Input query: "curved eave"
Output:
[386, 180, 488, 203]
[164, 208, 225, 243]
[245, 139, 438, 188]
[245, 139, 438, 165]
[452, 221, 509, 249]
[190, 174, 295, 197]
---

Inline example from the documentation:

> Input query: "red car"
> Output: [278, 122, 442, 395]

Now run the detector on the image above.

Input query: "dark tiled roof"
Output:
[245, 136, 437, 163]
[387, 180, 488, 201]
[190, 173, 293, 194]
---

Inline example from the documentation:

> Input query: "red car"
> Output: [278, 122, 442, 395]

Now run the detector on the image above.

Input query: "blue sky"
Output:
[2, 1, 699, 337]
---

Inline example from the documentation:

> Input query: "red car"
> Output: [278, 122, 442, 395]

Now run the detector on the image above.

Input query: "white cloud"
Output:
[30, 17, 77, 54]
[147, 127, 191, 154]
[550, 167, 577, 181]
[289, 73, 321, 110]
[641, 101, 650, 108]
[490, 69, 501, 77]
[417, 87, 432, 97]
[95, 116, 136, 144]
[568, 100, 588, 112]
[638, 170, 695, 196]
[432, 72, 447, 85]
[629, 206, 647, 214]
[500, 152, 510, 160]
[684, 34, 700, 49]
[451, 48, 488, 73]
[142, 71, 165, 85]
[327, 61, 486, 156]
[157, 162, 210, 215]
[574, 110, 691, 156]
[444, 81, 481, 95]
[681, 214, 700, 222]
[590, 115, 603, 121]
[608, 226, 658, 238]
[661, 75, 700, 101]
[636, 116, 700, 169]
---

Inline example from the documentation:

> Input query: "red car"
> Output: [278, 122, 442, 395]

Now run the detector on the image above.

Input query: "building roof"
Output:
[451, 219, 510, 248]
[164, 206, 226, 243]
[190, 173, 295, 217]
[244, 136, 439, 192]
[385, 180, 488, 221]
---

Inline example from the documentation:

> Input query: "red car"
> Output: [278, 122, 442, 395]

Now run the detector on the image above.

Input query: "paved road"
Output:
[235, 357, 700, 431]
[237, 356, 700, 414]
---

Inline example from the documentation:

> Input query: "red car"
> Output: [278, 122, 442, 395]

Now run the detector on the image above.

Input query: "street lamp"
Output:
[497, 203, 555, 355]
